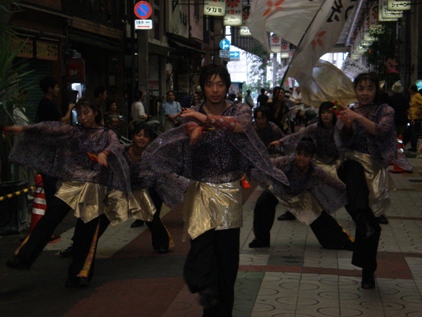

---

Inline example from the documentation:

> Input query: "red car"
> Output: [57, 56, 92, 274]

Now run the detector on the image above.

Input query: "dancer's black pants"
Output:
[337, 159, 381, 273]
[184, 228, 240, 317]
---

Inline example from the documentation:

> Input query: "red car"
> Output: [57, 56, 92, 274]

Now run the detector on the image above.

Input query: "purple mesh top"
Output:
[141, 103, 288, 186]
[8, 121, 131, 194]
[341, 104, 412, 170]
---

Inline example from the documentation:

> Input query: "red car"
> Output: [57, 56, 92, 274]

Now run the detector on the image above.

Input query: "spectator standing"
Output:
[36, 76, 74, 205]
[245, 89, 254, 109]
[162, 90, 182, 131]
[389, 82, 410, 139]
[131, 90, 148, 122]
[93, 86, 107, 122]
[254, 106, 284, 156]
[404, 84, 422, 151]
[104, 100, 123, 138]
[271, 87, 294, 134]
[257, 88, 269, 107]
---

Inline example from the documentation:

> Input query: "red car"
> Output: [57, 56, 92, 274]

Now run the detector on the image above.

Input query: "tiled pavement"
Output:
[1, 155, 422, 317]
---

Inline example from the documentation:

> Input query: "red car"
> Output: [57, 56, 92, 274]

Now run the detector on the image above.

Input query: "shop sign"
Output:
[36, 40, 58, 61]
[387, 0, 411, 11]
[379, 1, 402, 21]
[270, 35, 281, 53]
[224, 2, 242, 26]
[204, 0, 225, 17]
[12, 38, 33, 58]
[66, 58, 85, 83]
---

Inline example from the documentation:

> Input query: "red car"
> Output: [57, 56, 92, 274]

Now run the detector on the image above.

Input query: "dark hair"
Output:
[106, 99, 116, 110]
[318, 101, 337, 127]
[75, 98, 102, 126]
[260, 88, 266, 94]
[94, 86, 107, 98]
[135, 90, 144, 100]
[39, 76, 58, 94]
[199, 64, 231, 95]
[409, 85, 418, 93]
[353, 72, 380, 104]
[166, 90, 175, 96]
[253, 106, 269, 120]
[131, 121, 157, 141]
[295, 137, 316, 157]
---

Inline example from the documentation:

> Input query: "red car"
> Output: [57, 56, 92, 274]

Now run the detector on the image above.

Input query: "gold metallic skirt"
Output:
[344, 151, 391, 216]
[314, 159, 341, 179]
[278, 190, 322, 226]
[182, 181, 242, 240]
[56, 182, 155, 226]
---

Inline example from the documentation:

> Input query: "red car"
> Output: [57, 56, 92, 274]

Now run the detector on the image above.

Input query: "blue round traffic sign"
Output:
[219, 38, 231, 50]
[134, 1, 153, 20]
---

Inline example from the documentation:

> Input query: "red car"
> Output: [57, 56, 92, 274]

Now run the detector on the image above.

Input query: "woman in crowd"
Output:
[337, 72, 412, 289]
[250, 137, 353, 251]
[141, 64, 287, 317]
[3, 99, 139, 288]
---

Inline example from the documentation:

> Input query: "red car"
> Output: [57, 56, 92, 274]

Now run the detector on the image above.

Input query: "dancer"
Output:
[141, 64, 287, 317]
[3, 99, 137, 287]
[250, 137, 353, 250]
[124, 121, 183, 253]
[272, 101, 345, 221]
[337, 72, 412, 289]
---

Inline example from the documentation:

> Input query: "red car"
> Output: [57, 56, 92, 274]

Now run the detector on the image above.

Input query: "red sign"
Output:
[66, 58, 85, 83]
[134, 1, 153, 20]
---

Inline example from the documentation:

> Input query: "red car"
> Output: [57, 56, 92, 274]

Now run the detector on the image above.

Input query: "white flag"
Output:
[288, 0, 356, 79]
[247, 0, 325, 53]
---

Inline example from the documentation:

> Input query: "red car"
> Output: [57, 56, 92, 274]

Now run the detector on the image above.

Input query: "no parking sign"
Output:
[134, 1, 153, 19]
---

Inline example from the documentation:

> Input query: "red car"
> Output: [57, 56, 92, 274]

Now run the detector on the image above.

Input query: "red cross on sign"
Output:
[134, 1, 153, 20]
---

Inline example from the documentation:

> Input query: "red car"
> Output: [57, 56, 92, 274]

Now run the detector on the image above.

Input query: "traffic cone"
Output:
[28, 175, 60, 242]
[390, 135, 408, 173]
[29, 174, 46, 232]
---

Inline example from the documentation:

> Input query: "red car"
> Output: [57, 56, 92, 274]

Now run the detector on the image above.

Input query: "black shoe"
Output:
[131, 220, 144, 228]
[59, 245, 74, 258]
[361, 270, 375, 289]
[156, 247, 171, 254]
[377, 214, 389, 224]
[248, 240, 270, 248]
[6, 256, 31, 270]
[277, 211, 296, 221]
[198, 288, 218, 310]
[65, 276, 90, 288]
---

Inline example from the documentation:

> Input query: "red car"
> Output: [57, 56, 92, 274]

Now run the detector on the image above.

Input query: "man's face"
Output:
[51, 84, 60, 98]
[167, 92, 175, 102]
[255, 111, 268, 130]
[204, 74, 227, 105]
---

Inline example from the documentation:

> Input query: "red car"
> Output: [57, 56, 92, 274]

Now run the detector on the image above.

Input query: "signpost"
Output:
[229, 51, 240, 61]
[134, 1, 153, 30]
[134, 1, 152, 19]
[219, 38, 230, 50]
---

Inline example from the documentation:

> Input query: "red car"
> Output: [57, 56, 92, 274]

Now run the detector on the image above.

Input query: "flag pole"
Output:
[273, 0, 328, 104]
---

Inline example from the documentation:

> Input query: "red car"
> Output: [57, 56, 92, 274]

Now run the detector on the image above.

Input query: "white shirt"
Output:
[131, 101, 145, 121]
